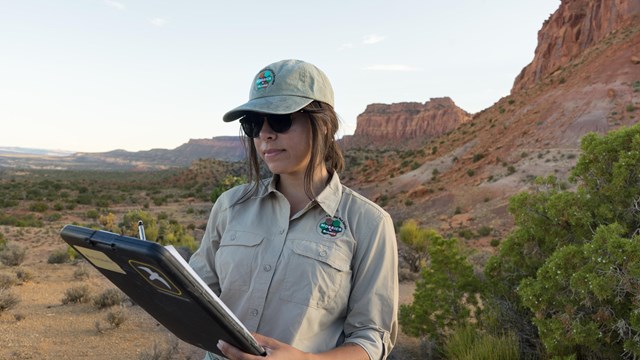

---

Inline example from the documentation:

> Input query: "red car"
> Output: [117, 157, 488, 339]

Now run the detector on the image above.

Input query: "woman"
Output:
[189, 59, 398, 360]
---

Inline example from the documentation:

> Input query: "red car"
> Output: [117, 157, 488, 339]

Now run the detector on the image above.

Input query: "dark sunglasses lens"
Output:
[240, 113, 294, 138]
[240, 115, 262, 138]
[267, 114, 293, 133]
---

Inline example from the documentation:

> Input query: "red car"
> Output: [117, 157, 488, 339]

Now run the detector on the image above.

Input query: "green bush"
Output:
[458, 228, 475, 240]
[400, 231, 480, 347]
[29, 202, 49, 212]
[443, 326, 519, 360]
[485, 124, 640, 358]
[477, 226, 492, 237]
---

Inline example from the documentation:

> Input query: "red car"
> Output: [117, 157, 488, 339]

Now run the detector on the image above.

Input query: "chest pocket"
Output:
[280, 239, 352, 309]
[216, 231, 264, 293]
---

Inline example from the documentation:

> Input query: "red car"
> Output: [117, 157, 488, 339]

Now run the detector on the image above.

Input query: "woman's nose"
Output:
[258, 119, 276, 140]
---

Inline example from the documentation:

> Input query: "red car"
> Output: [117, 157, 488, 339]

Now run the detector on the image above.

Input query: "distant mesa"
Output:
[341, 97, 471, 148]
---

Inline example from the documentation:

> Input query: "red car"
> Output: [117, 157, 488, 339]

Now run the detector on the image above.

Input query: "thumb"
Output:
[252, 333, 283, 349]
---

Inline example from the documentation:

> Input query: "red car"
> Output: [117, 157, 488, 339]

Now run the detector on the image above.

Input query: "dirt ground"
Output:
[0, 222, 419, 360]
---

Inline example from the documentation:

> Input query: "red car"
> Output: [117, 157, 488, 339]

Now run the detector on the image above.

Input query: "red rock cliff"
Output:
[513, 0, 640, 92]
[349, 97, 471, 145]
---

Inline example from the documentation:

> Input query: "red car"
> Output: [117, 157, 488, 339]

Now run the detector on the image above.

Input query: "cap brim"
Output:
[223, 96, 313, 122]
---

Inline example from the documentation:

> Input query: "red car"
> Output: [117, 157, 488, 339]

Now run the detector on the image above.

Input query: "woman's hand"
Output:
[217, 333, 312, 360]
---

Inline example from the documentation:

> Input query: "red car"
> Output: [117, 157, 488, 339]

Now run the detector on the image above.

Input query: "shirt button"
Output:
[230, 235, 236, 241]
[250, 309, 259, 317]
[319, 250, 327, 257]
[279, 229, 285, 234]
[263, 265, 272, 272]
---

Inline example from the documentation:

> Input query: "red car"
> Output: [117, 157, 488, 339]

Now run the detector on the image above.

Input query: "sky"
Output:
[0, 0, 561, 153]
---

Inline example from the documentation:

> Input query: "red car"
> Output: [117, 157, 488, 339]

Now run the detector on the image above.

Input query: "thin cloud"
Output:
[364, 64, 423, 72]
[363, 34, 386, 45]
[338, 43, 354, 51]
[104, 0, 125, 11]
[150, 17, 169, 27]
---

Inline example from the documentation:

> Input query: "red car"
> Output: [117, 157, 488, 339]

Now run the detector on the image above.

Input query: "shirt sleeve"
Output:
[188, 195, 228, 296]
[343, 211, 399, 360]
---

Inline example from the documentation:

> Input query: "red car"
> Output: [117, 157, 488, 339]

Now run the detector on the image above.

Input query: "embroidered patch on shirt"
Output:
[317, 215, 345, 238]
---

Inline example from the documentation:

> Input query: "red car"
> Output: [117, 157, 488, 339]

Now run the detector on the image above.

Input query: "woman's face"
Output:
[253, 111, 312, 178]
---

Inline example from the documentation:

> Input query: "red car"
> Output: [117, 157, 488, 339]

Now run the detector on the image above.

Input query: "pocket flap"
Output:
[292, 240, 351, 272]
[220, 231, 264, 247]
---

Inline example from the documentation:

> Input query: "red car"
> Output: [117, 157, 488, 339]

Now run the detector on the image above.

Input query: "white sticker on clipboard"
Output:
[74, 246, 126, 274]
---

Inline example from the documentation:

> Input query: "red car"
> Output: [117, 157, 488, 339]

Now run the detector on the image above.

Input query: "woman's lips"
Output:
[263, 148, 284, 158]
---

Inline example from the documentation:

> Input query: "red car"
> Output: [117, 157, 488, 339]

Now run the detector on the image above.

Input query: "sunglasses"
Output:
[239, 111, 302, 138]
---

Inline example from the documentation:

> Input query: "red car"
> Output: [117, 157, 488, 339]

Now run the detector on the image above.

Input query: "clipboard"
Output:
[59, 224, 266, 357]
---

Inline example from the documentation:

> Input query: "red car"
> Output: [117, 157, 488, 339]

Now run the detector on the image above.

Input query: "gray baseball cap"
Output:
[223, 59, 334, 122]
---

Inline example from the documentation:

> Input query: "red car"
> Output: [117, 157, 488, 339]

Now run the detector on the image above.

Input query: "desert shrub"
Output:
[85, 209, 99, 220]
[94, 288, 125, 309]
[490, 238, 501, 247]
[472, 153, 485, 162]
[0, 288, 20, 312]
[15, 268, 34, 283]
[0, 232, 6, 250]
[398, 220, 437, 273]
[400, 232, 481, 348]
[29, 202, 49, 212]
[210, 175, 245, 203]
[443, 326, 519, 360]
[398, 267, 419, 282]
[46, 213, 62, 221]
[0, 273, 16, 288]
[48, 248, 70, 264]
[61, 285, 91, 304]
[106, 308, 127, 328]
[73, 264, 91, 280]
[0, 244, 26, 266]
[0, 213, 43, 227]
[466, 169, 475, 177]
[458, 228, 475, 240]
[66, 246, 79, 261]
[477, 226, 492, 237]
[138, 338, 180, 360]
[485, 124, 640, 358]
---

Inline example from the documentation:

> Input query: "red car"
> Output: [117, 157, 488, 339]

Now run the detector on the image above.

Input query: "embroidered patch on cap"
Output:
[255, 69, 274, 90]
[317, 215, 345, 238]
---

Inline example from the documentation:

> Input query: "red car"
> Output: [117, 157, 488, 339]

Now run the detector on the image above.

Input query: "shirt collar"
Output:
[315, 172, 342, 216]
[262, 173, 343, 216]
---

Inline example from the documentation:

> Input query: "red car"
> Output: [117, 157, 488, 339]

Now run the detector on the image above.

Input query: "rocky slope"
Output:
[513, 0, 640, 92]
[343, 0, 640, 241]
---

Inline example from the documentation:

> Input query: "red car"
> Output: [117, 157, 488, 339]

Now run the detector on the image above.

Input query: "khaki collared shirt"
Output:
[189, 174, 398, 360]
